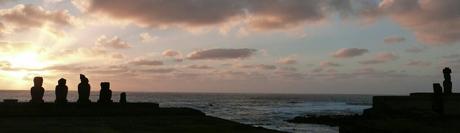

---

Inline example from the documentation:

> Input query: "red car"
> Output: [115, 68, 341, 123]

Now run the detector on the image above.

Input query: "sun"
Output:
[1, 51, 51, 88]
[8, 52, 47, 69]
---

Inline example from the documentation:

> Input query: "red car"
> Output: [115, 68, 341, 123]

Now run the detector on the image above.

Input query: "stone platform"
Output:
[364, 93, 460, 117]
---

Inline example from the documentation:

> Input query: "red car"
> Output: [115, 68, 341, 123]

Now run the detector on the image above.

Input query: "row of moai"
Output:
[432, 67, 454, 114]
[30, 74, 127, 104]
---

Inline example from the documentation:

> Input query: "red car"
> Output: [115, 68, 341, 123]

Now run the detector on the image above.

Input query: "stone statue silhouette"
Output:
[120, 92, 127, 103]
[443, 67, 452, 94]
[55, 78, 68, 103]
[77, 74, 91, 103]
[98, 82, 113, 103]
[30, 77, 45, 103]
[433, 83, 444, 114]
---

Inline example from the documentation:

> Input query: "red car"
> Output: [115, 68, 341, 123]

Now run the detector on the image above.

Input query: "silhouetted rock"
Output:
[98, 82, 112, 103]
[120, 92, 127, 103]
[443, 67, 452, 94]
[55, 78, 68, 104]
[30, 77, 45, 103]
[77, 74, 91, 103]
[433, 83, 444, 114]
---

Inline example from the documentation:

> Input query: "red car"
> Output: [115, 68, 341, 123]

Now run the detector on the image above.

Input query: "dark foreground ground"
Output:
[0, 115, 281, 133]
[339, 118, 460, 133]
[0, 103, 282, 133]
[287, 115, 460, 133]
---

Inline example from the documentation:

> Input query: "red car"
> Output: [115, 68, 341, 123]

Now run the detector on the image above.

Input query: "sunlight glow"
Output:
[8, 52, 47, 69]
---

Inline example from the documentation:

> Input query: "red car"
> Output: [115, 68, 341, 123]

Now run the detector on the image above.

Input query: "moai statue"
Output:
[55, 78, 68, 103]
[432, 83, 444, 115]
[97, 82, 113, 103]
[120, 92, 127, 103]
[30, 77, 45, 103]
[443, 67, 452, 94]
[77, 74, 91, 103]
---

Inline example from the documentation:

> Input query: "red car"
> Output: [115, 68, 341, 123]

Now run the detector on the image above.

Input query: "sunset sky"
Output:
[0, 0, 459, 94]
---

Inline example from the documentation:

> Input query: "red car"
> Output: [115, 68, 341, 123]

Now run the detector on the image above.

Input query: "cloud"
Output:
[0, 41, 32, 53]
[405, 60, 431, 67]
[234, 64, 277, 70]
[45, 64, 96, 72]
[375, 0, 460, 44]
[442, 54, 460, 59]
[278, 67, 298, 72]
[359, 52, 399, 65]
[72, 0, 352, 31]
[95, 35, 131, 49]
[350, 67, 408, 78]
[88, 67, 128, 75]
[320, 61, 341, 68]
[277, 57, 297, 65]
[186, 65, 213, 69]
[139, 68, 175, 74]
[405, 46, 424, 53]
[162, 49, 180, 57]
[0, 4, 75, 32]
[111, 53, 124, 59]
[130, 59, 163, 66]
[187, 48, 257, 60]
[139, 32, 158, 43]
[255, 64, 277, 70]
[174, 58, 184, 63]
[67, 0, 460, 45]
[332, 48, 369, 58]
[384, 36, 405, 44]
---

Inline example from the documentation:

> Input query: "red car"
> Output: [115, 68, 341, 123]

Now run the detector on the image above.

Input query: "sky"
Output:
[0, 0, 459, 94]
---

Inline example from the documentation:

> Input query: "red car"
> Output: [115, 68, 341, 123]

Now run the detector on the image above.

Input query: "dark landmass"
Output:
[286, 114, 363, 126]
[286, 114, 460, 133]
[287, 67, 460, 133]
[0, 102, 282, 133]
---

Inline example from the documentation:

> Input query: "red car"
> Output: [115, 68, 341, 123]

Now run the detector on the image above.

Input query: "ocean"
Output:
[0, 90, 372, 133]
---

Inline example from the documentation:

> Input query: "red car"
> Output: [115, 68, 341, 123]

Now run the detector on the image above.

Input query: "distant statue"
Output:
[55, 78, 68, 103]
[97, 82, 113, 103]
[30, 77, 45, 103]
[120, 92, 127, 103]
[443, 67, 452, 94]
[433, 83, 444, 114]
[77, 74, 91, 103]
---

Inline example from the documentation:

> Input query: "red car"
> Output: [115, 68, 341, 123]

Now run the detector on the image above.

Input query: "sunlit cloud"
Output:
[95, 35, 131, 49]
[139, 32, 158, 43]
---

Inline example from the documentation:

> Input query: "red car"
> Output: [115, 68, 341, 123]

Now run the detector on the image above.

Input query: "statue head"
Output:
[58, 78, 66, 85]
[101, 82, 110, 90]
[80, 74, 88, 83]
[443, 67, 452, 74]
[33, 77, 43, 87]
